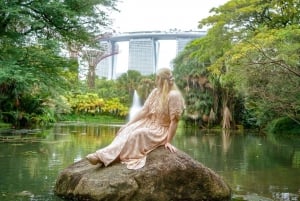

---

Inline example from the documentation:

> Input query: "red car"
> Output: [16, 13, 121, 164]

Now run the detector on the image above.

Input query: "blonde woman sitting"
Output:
[86, 67, 185, 170]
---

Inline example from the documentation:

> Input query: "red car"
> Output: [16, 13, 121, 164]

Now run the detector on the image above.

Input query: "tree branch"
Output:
[246, 41, 300, 77]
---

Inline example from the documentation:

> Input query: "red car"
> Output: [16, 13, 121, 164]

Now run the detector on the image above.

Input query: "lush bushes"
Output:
[65, 93, 129, 117]
[267, 117, 300, 135]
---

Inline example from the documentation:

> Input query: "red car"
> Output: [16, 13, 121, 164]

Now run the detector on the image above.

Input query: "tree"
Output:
[173, 25, 236, 129]
[137, 75, 155, 102]
[0, 0, 118, 127]
[83, 47, 118, 89]
[116, 70, 143, 105]
[173, 0, 300, 130]
[0, 0, 117, 43]
[224, 26, 300, 126]
[198, 0, 300, 129]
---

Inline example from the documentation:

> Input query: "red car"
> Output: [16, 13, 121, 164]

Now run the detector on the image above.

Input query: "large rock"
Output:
[54, 146, 231, 201]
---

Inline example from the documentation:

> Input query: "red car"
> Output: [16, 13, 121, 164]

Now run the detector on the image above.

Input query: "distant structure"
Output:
[128, 38, 157, 76]
[176, 38, 193, 53]
[97, 31, 206, 79]
[96, 42, 119, 79]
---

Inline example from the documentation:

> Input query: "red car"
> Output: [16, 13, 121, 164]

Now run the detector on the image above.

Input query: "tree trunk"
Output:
[87, 65, 96, 89]
[222, 106, 232, 129]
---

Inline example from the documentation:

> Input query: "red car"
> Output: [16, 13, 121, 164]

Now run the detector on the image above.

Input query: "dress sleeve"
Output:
[168, 90, 184, 121]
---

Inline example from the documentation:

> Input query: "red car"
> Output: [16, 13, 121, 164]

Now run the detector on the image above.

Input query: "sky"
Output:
[109, 0, 229, 73]
[111, 0, 228, 32]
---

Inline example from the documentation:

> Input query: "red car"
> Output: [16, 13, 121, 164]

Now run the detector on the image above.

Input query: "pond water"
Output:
[0, 122, 299, 201]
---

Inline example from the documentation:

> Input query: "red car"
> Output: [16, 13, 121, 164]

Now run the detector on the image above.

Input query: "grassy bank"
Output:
[0, 122, 11, 129]
[58, 114, 127, 124]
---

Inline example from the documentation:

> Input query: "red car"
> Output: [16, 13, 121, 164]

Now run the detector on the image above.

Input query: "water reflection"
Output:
[222, 129, 232, 154]
[174, 128, 300, 201]
[0, 123, 299, 201]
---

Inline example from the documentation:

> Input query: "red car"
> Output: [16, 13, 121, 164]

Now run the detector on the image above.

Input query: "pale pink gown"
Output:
[94, 88, 184, 170]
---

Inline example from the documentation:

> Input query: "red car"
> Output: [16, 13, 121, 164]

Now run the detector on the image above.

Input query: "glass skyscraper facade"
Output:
[176, 38, 193, 54]
[128, 38, 158, 75]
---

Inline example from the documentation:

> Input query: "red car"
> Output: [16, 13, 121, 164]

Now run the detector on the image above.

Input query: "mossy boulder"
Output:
[54, 146, 231, 201]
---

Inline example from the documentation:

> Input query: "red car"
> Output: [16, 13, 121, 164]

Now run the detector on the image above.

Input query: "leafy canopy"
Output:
[0, 0, 118, 127]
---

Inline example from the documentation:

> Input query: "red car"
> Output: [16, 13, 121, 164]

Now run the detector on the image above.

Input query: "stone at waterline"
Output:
[54, 146, 231, 201]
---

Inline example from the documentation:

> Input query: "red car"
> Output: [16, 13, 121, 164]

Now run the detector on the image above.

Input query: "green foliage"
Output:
[267, 117, 300, 135]
[173, 31, 242, 128]
[93, 78, 130, 105]
[0, 41, 77, 127]
[0, 60, 56, 127]
[59, 114, 125, 124]
[91, 71, 155, 107]
[116, 70, 144, 105]
[95, 78, 119, 98]
[0, 0, 117, 44]
[176, 0, 300, 129]
[63, 70, 157, 119]
[223, 27, 300, 127]
[59, 71, 156, 122]
[0, 0, 117, 127]
[65, 93, 129, 117]
[136, 75, 155, 102]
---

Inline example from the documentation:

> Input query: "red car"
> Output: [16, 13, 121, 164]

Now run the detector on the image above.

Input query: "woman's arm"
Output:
[165, 118, 179, 153]
[165, 90, 184, 153]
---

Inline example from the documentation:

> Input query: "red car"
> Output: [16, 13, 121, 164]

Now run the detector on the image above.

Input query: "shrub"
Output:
[268, 117, 300, 135]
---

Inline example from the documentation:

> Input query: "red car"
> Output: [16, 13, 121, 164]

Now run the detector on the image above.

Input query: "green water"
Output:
[0, 122, 299, 201]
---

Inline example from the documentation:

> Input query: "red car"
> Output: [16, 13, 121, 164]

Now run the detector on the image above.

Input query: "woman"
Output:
[86, 67, 185, 170]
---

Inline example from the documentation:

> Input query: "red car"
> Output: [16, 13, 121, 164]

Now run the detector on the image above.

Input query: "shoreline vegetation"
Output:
[0, 114, 126, 143]
[1, 114, 299, 137]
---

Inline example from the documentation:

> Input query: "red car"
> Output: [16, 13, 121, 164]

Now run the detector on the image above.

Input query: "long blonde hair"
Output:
[156, 68, 179, 112]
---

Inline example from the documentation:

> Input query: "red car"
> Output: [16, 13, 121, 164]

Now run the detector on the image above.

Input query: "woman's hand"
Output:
[164, 142, 177, 153]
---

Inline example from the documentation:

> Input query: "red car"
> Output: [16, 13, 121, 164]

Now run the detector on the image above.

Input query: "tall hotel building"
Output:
[128, 38, 193, 76]
[128, 38, 159, 75]
[95, 32, 203, 79]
